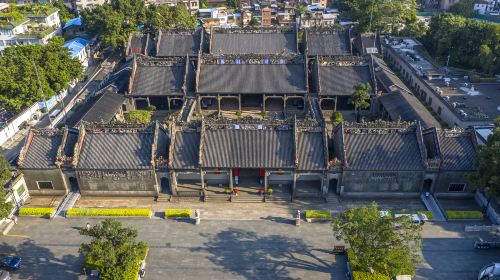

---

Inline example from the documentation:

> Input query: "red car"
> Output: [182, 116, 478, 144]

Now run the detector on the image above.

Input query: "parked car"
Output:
[394, 213, 428, 226]
[1, 256, 21, 270]
[479, 263, 500, 280]
[0, 270, 10, 280]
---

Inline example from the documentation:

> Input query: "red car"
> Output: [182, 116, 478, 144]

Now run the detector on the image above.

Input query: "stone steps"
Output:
[232, 195, 264, 203]
[205, 194, 231, 203]
[266, 194, 291, 203]
[156, 194, 171, 202]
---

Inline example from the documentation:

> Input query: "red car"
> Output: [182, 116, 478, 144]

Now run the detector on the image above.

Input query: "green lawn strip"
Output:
[164, 209, 191, 218]
[390, 210, 433, 219]
[305, 210, 332, 219]
[18, 207, 55, 216]
[446, 210, 484, 220]
[67, 208, 152, 217]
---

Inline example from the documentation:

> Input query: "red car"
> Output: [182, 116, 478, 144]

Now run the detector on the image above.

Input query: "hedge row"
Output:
[165, 209, 191, 218]
[305, 210, 332, 219]
[352, 271, 390, 280]
[67, 208, 152, 217]
[19, 207, 55, 216]
[446, 210, 484, 220]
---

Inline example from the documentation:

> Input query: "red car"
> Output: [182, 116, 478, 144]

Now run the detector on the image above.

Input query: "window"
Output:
[279, 59, 285, 64]
[264, 58, 270, 64]
[37, 181, 54, 189]
[235, 59, 241, 64]
[428, 97, 432, 105]
[448, 183, 465, 192]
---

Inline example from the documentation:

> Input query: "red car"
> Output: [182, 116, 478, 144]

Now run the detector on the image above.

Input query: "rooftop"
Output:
[129, 57, 186, 96]
[63, 37, 88, 59]
[318, 63, 372, 96]
[18, 129, 63, 169]
[306, 30, 350, 56]
[156, 30, 200, 57]
[210, 29, 297, 54]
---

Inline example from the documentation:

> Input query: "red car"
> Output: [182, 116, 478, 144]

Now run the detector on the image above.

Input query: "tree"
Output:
[295, 4, 307, 17]
[466, 116, 500, 204]
[331, 111, 343, 126]
[332, 203, 422, 277]
[124, 110, 151, 124]
[226, 0, 239, 9]
[348, 83, 371, 122]
[144, 5, 197, 33]
[0, 37, 83, 111]
[0, 149, 13, 220]
[200, 0, 208, 8]
[448, 0, 478, 18]
[51, 0, 75, 24]
[335, 0, 419, 34]
[79, 219, 148, 280]
[248, 16, 259, 27]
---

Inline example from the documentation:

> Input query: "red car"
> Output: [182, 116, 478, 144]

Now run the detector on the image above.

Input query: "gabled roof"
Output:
[79, 86, 126, 123]
[211, 31, 296, 54]
[296, 131, 326, 170]
[437, 130, 477, 171]
[18, 130, 63, 169]
[63, 17, 82, 30]
[202, 129, 295, 168]
[171, 130, 200, 169]
[198, 64, 307, 94]
[306, 30, 350, 56]
[319, 65, 371, 96]
[341, 124, 424, 171]
[64, 38, 88, 59]
[373, 55, 410, 94]
[130, 59, 186, 96]
[126, 34, 153, 57]
[378, 92, 440, 129]
[75, 124, 157, 170]
[156, 30, 200, 57]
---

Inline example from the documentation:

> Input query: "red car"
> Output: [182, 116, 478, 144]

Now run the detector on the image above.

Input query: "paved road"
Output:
[0, 218, 498, 280]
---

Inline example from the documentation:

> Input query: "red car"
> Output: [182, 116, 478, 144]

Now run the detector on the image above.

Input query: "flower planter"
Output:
[306, 218, 332, 223]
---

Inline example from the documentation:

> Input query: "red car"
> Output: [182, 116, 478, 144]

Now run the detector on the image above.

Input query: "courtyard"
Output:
[0, 214, 498, 280]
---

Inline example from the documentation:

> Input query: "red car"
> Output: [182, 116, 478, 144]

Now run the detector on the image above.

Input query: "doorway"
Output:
[422, 179, 432, 193]
[160, 177, 171, 194]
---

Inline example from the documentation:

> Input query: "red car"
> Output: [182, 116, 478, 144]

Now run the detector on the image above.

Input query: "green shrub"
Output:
[164, 209, 191, 218]
[19, 207, 55, 216]
[446, 210, 484, 220]
[67, 208, 152, 217]
[124, 110, 151, 124]
[146, 105, 156, 111]
[235, 110, 242, 117]
[352, 271, 390, 280]
[305, 210, 332, 219]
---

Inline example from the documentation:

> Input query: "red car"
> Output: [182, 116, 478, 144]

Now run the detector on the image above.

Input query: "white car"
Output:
[479, 263, 500, 280]
[394, 213, 428, 225]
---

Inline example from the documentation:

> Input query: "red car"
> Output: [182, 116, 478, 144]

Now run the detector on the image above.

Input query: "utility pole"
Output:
[33, 62, 53, 128]
[368, 0, 376, 32]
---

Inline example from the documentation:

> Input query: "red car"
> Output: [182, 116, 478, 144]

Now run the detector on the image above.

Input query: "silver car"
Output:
[479, 263, 500, 280]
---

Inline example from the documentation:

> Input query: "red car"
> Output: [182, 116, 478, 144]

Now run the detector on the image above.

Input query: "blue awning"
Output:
[63, 37, 89, 59]
[63, 17, 82, 30]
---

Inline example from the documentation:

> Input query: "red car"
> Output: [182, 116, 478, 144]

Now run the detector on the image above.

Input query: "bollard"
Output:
[195, 209, 201, 225]
[295, 210, 301, 226]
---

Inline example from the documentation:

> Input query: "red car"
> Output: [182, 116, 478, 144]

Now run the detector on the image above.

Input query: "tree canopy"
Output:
[79, 219, 148, 280]
[332, 203, 422, 277]
[0, 36, 83, 112]
[466, 116, 500, 200]
[423, 13, 500, 74]
[0, 149, 13, 220]
[335, 0, 421, 35]
[448, 0, 478, 18]
[124, 110, 151, 124]
[82, 0, 197, 49]
[51, 0, 76, 24]
[349, 83, 371, 122]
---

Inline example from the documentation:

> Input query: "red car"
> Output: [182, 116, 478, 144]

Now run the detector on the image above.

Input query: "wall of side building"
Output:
[21, 169, 69, 196]
[434, 170, 476, 198]
[75, 169, 159, 196]
[339, 170, 424, 197]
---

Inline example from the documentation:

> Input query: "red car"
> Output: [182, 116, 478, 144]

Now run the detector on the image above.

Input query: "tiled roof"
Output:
[202, 129, 295, 168]
[438, 131, 476, 171]
[378, 92, 441, 129]
[319, 65, 371, 96]
[307, 31, 350, 56]
[211, 32, 296, 54]
[198, 64, 307, 94]
[157, 33, 200, 56]
[296, 131, 326, 170]
[373, 56, 410, 93]
[131, 65, 185, 96]
[21, 133, 62, 169]
[80, 87, 126, 123]
[171, 130, 200, 169]
[77, 132, 153, 170]
[63, 129, 79, 158]
[343, 131, 424, 170]
[127, 34, 153, 56]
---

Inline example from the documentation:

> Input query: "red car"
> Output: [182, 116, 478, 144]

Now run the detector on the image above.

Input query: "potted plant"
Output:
[258, 188, 265, 195]
[233, 187, 239, 196]
[267, 188, 273, 196]
[225, 187, 231, 195]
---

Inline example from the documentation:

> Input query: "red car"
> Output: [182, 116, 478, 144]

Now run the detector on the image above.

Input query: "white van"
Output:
[49, 109, 61, 121]
[394, 213, 428, 226]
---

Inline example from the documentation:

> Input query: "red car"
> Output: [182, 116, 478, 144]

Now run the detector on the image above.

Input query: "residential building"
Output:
[0, 4, 61, 50]
[73, 0, 106, 11]
[64, 37, 90, 67]
[473, 0, 500, 14]
[261, 7, 273, 27]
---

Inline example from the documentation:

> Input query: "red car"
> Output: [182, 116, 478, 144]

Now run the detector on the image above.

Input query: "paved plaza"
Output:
[0, 212, 498, 280]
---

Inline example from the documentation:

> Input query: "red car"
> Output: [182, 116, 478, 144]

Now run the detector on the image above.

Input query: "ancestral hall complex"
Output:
[15, 27, 481, 202]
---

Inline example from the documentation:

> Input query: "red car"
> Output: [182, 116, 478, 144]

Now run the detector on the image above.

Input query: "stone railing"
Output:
[212, 26, 294, 34]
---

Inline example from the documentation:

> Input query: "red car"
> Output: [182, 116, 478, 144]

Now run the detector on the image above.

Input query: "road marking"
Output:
[2, 234, 29, 238]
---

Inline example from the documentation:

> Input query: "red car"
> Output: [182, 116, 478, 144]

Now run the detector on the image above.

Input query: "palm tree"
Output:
[349, 83, 371, 122]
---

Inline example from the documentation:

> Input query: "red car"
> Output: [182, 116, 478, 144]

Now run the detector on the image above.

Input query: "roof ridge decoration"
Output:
[158, 28, 198, 35]
[212, 26, 294, 34]
[135, 55, 185, 66]
[167, 121, 176, 168]
[293, 115, 298, 167]
[198, 118, 206, 166]
[343, 120, 416, 134]
[17, 128, 63, 167]
[82, 122, 152, 134]
[318, 55, 367, 66]
[202, 115, 294, 129]
[55, 127, 69, 167]
[201, 53, 303, 64]
[415, 121, 433, 170]
[307, 26, 344, 34]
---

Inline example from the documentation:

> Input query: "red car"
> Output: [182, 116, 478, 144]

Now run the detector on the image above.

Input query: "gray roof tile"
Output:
[307, 31, 350, 56]
[80, 87, 126, 124]
[21, 133, 62, 169]
[77, 132, 153, 170]
[131, 65, 185, 96]
[202, 129, 295, 168]
[319, 65, 371, 96]
[438, 131, 477, 171]
[344, 131, 424, 171]
[198, 64, 307, 94]
[211, 32, 297, 54]
[157, 33, 200, 56]
[172, 130, 200, 169]
[297, 131, 326, 170]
